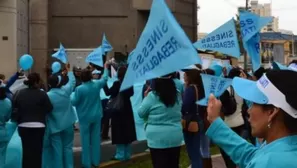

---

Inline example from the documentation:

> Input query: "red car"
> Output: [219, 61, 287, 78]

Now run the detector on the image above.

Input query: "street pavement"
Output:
[72, 130, 148, 167]
[188, 155, 227, 168]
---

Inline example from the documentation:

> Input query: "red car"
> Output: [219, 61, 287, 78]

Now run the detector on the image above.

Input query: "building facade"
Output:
[250, 0, 279, 32]
[0, 0, 198, 79]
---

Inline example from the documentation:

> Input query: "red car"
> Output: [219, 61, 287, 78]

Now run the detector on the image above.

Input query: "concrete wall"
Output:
[17, 0, 29, 60]
[49, 0, 197, 54]
[0, 0, 18, 77]
[49, 0, 137, 55]
[29, 0, 48, 79]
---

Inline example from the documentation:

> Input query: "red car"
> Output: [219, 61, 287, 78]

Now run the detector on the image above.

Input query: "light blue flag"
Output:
[239, 11, 273, 42]
[197, 74, 232, 106]
[52, 43, 67, 64]
[86, 46, 104, 67]
[193, 19, 241, 58]
[127, 49, 135, 64]
[101, 33, 113, 54]
[130, 82, 146, 140]
[120, 0, 201, 91]
[243, 33, 261, 71]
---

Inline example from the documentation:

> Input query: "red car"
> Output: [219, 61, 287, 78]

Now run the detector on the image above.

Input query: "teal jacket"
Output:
[47, 72, 77, 134]
[71, 69, 108, 124]
[0, 98, 12, 142]
[206, 118, 297, 168]
[138, 91, 183, 149]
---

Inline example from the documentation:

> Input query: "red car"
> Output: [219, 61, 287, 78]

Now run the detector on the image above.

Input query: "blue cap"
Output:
[232, 77, 268, 104]
[232, 74, 297, 118]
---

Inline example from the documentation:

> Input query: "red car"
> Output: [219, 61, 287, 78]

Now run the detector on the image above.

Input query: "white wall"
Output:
[0, 0, 18, 77]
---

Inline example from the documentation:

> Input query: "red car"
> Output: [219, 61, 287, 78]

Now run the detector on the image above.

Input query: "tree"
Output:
[235, 14, 245, 55]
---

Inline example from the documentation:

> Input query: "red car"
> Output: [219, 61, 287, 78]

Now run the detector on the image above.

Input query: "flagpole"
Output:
[243, 0, 249, 70]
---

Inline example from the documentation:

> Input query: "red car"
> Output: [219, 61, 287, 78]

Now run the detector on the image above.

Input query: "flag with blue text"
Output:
[120, 0, 201, 91]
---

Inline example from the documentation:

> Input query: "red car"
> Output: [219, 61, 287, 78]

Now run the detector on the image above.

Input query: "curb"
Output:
[99, 152, 151, 168]
[99, 145, 190, 168]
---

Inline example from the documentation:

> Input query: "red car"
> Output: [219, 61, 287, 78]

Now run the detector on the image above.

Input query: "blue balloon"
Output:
[51, 62, 61, 74]
[19, 54, 34, 71]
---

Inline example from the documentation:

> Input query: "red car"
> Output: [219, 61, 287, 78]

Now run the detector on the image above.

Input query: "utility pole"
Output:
[243, 0, 249, 70]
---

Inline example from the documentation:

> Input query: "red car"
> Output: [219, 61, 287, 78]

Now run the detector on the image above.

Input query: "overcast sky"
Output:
[199, 0, 297, 34]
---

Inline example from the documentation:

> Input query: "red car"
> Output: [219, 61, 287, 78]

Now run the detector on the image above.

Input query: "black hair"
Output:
[265, 70, 297, 133]
[117, 66, 127, 81]
[48, 75, 63, 89]
[24, 72, 41, 88]
[153, 78, 177, 107]
[80, 69, 92, 82]
[289, 60, 297, 65]
[203, 69, 215, 75]
[228, 67, 241, 79]
[184, 70, 205, 100]
[254, 67, 266, 80]
[0, 87, 6, 100]
[0, 74, 5, 80]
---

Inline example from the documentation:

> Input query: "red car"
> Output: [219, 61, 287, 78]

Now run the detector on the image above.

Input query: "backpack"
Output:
[220, 87, 237, 116]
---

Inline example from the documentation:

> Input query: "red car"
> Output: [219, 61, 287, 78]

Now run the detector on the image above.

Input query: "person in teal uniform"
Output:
[138, 75, 183, 168]
[71, 63, 109, 168]
[45, 63, 77, 168]
[206, 70, 297, 168]
[0, 84, 12, 167]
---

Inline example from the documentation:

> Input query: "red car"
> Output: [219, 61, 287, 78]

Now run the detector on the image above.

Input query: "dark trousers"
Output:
[101, 99, 110, 138]
[220, 125, 245, 168]
[184, 132, 203, 168]
[150, 146, 181, 168]
[18, 127, 45, 168]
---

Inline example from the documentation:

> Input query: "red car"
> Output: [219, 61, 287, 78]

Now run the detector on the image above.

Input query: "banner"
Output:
[240, 11, 273, 71]
[197, 74, 232, 106]
[52, 43, 67, 64]
[85, 46, 104, 67]
[120, 0, 201, 91]
[194, 19, 241, 58]
[239, 11, 273, 42]
[101, 33, 113, 54]
[130, 82, 146, 140]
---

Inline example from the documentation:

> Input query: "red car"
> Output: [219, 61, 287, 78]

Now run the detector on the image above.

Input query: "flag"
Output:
[193, 19, 241, 58]
[197, 74, 232, 106]
[85, 46, 104, 67]
[101, 33, 113, 54]
[120, 0, 201, 91]
[52, 43, 67, 64]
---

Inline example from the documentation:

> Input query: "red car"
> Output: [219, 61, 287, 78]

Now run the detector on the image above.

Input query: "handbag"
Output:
[105, 93, 124, 115]
[181, 85, 200, 133]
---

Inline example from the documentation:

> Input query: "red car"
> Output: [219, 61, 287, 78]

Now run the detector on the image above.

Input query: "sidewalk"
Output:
[188, 155, 226, 168]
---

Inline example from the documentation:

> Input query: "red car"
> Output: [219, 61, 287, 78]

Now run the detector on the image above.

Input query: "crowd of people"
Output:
[1, 59, 297, 168]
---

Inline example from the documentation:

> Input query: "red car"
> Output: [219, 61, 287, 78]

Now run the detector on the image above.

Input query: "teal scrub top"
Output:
[138, 91, 183, 149]
[47, 72, 77, 134]
[71, 69, 109, 124]
[0, 98, 12, 142]
[206, 118, 297, 168]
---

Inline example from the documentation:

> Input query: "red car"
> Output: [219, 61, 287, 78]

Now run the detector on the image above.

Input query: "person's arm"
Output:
[94, 69, 109, 89]
[6, 72, 20, 89]
[71, 88, 80, 106]
[206, 118, 258, 168]
[181, 86, 196, 115]
[138, 92, 154, 119]
[63, 72, 76, 95]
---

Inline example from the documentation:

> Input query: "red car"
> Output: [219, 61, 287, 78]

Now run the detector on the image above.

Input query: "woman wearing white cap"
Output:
[206, 70, 297, 168]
